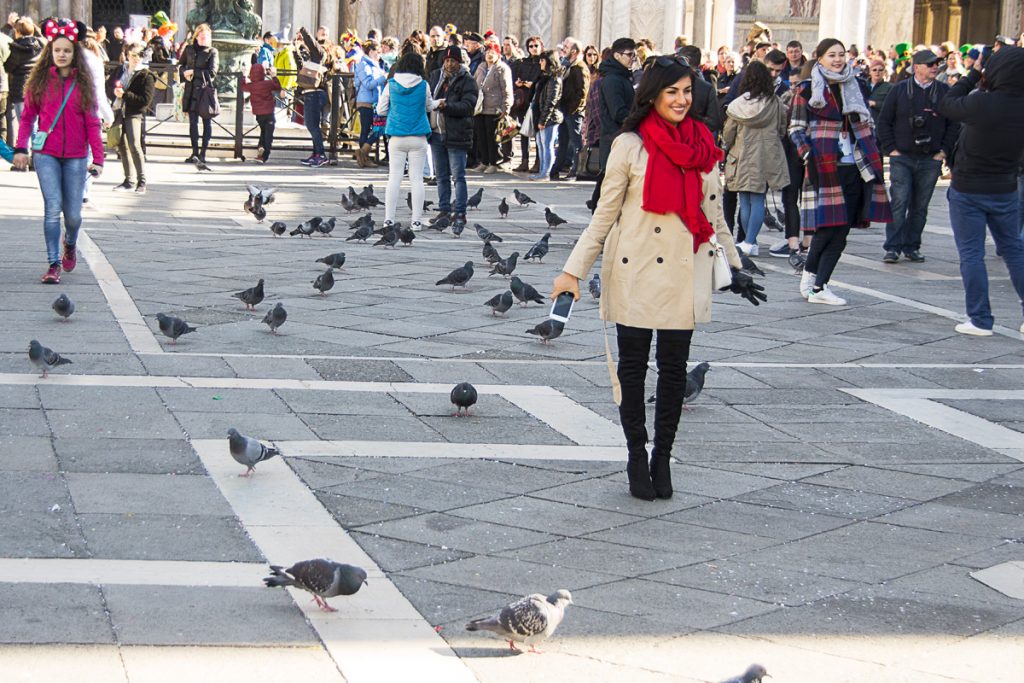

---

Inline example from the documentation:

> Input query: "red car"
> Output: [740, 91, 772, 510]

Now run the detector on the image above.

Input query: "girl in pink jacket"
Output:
[13, 18, 104, 284]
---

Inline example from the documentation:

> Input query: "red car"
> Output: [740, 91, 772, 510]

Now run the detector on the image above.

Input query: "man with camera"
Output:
[877, 49, 959, 263]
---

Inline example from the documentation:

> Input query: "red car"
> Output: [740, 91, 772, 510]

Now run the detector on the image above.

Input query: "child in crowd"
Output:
[242, 62, 281, 163]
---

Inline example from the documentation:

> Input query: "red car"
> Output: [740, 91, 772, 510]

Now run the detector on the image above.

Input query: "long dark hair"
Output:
[394, 51, 425, 78]
[538, 49, 563, 77]
[25, 38, 96, 114]
[737, 60, 775, 100]
[620, 61, 693, 133]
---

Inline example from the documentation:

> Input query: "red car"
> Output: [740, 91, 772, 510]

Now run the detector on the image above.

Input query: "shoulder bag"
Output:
[194, 74, 220, 119]
[710, 235, 734, 291]
[31, 83, 76, 151]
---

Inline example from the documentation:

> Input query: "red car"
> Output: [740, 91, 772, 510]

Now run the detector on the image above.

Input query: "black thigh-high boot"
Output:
[650, 329, 693, 499]
[616, 327, 656, 501]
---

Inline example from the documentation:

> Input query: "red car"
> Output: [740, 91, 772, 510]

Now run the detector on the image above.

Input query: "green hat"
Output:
[959, 43, 971, 56]
[894, 42, 911, 60]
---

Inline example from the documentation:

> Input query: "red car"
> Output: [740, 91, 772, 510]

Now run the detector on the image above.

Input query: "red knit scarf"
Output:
[637, 111, 723, 252]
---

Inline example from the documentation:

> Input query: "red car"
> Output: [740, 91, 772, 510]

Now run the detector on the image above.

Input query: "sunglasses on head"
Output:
[643, 54, 688, 70]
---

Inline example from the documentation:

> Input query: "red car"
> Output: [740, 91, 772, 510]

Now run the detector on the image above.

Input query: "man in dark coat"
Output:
[551, 37, 589, 179]
[597, 37, 636, 170]
[678, 45, 723, 134]
[428, 46, 480, 231]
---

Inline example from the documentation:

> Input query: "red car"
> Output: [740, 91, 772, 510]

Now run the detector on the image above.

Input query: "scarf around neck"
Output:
[809, 62, 870, 120]
[636, 111, 723, 251]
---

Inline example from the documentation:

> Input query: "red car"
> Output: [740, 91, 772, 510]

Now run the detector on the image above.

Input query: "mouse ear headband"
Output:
[43, 18, 86, 43]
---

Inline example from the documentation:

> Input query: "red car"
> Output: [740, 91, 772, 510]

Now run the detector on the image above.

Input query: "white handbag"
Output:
[710, 236, 733, 291]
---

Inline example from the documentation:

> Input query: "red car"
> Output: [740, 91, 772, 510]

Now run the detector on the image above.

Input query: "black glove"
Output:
[729, 268, 767, 306]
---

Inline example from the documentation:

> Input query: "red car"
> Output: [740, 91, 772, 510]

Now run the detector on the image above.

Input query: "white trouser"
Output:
[385, 134, 429, 224]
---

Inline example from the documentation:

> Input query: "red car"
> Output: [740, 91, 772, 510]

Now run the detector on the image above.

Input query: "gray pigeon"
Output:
[485, 290, 514, 317]
[739, 251, 765, 276]
[466, 589, 573, 653]
[340, 194, 357, 213]
[316, 216, 337, 236]
[244, 185, 276, 223]
[649, 362, 710, 406]
[544, 207, 567, 228]
[52, 293, 75, 321]
[498, 197, 509, 218]
[233, 279, 264, 310]
[227, 427, 280, 476]
[719, 663, 769, 683]
[588, 273, 601, 300]
[466, 187, 484, 210]
[489, 252, 519, 278]
[28, 339, 71, 378]
[475, 224, 503, 242]
[346, 223, 372, 242]
[510, 276, 545, 306]
[316, 252, 347, 270]
[349, 213, 372, 229]
[524, 233, 550, 262]
[482, 241, 501, 264]
[373, 228, 399, 248]
[312, 268, 335, 296]
[513, 189, 535, 206]
[263, 559, 368, 612]
[290, 217, 322, 238]
[436, 261, 475, 291]
[526, 319, 564, 344]
[262, 302, 287, 334]
[399, 225, 416, 246]
[450, 382, 478, 417]
[156, 313, 197, 344]
[269, 221, 287, 236]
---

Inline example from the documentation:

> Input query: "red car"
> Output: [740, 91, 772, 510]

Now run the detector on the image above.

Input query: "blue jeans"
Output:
[553, 112, 583, 174]
[1018, 174, 1024, 238]
[303, 90, 327, 157]
[534, 124, 558, 179]
[738, 191, 766, 245]
[884, 155, 943, 254]
[430, 135, 467, 214]
[947, 186, 1024, 330]
[34, 153, 87, 265]
[358, 105, 374, 146]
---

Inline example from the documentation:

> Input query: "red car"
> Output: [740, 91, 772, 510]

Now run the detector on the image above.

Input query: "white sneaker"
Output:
[737, 241, 759, 256]
[954, 321, 993, 336]
[411, 221, 423, 232]
[808, 285, 847, 306]
[1020, 322, 1024, 335]
[799, 271, 816, 299]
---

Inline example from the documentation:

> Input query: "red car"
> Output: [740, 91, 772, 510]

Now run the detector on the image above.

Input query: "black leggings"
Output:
[189, 111, 212, 159]
[781, 141, 805, 240]
[805, 164, 864, 287]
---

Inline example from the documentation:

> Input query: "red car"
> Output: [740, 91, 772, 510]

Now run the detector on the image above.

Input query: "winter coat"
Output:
[116, 67, 157, 118]
[561, 132, 742, 330]
[354, 54, 387, 105]
[4, 34, 43, 104]
[532, 73, 563, 128]
[474, 59, 512, 116]
[876, 78, 959, 158]
[241, 63, 281, 116]
[378, 73, 432, 137]
[15, 68, 104, 163]
[510, 55, 541, 119]
[273, 46, 297, 90]
[0, 32, 10, 94]
[256, 43, 275, 68]
[690, 75, 724, 135]
[723, 94, 790, 192]
[178, 43, 219, 112]
[581, 72, 603, 147]
[559, 60, 589, 116]
[597, 57, 634, 138]
[82, 48, 114, 125]
[429, 65, 479, 150]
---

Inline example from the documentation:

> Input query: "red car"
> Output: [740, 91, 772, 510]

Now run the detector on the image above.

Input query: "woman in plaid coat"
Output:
[789, 38, 892, 305]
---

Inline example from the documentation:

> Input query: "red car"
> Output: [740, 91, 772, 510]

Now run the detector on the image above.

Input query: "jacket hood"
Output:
[726, 93, 776, 126]
[984, 46, 1024, 95]
[599, 57, 631, 78]
[249, 63, 266, 80]
[392, 73, 423, 89]
[12, 35, 42, 53]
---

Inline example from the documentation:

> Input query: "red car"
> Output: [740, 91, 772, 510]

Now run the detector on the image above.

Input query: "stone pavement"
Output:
[1, 150, 1023, 683]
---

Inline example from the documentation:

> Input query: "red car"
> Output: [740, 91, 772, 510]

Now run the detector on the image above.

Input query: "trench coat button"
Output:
[654, 226, 661, 233]
[710, 194, 716, 200]
[657, 257, 664, 264]
[622, 257, 628, 264]
[708, 250, 714, 257]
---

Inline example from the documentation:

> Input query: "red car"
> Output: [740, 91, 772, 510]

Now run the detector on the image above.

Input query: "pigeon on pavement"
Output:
[513, 189, 536, 206]
[510, 276, 545, 306]
[436, 261, 475, 291]
[465, 589, 573, 653]
[244, 185, 276, 223]
[313, 268, 335, 296]
[291, 217, 322, 238]
[428, 215, 451, 232]
[346, 223, 372, 242]
[399, 224, 417, 246]
[316, 252, 347, 269]
[227, 427, 280, 476]
[156, 313, 197, 344]
[789, 248, 806, 272]
[524, 233, 550, 262]
[407, 192, 433, 212]
[498, 197, 509, 218]
[526, 319, 564, 344]
[482, 241, 501, 264]
[649, 362, 710, 406]
[485, 290, 514, 316]
[544, 207, 567, 228]
[28, 339, 71, 378]
[588, 273, 601, 300]
[466, 187, 484, 210]
[475, 224, 503, 242]
[450, 382, 478, 416]
[719, 663, 770, 683]
[489, 251, 519, 278]
[350, 213, 373, 229]
[316, 216, 337, 236]
[262, 302, 287, 334]
[269, 221, 287, 236]
[739, 251, 765, 276]
[233, 279, 265, 310]
[52, 294, 75, 321]
[263, 559, 368, 612]
[373, 228, 399, 248]
[340, 194, 358, 213]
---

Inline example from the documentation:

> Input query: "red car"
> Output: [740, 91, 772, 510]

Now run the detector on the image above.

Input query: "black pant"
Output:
[805, 165, 864, 286]
[615, 324, 693, 458]
[256, 113, 275, 160]
[189, 111, 212, 159]
[723, 188, 742, 241]
[781, 140, 805, 240]
[475, 114, 500, 166]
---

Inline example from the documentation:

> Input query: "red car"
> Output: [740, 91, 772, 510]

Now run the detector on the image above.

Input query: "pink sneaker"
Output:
[61, 241, 77, 272]
[41, 264, 61, 284]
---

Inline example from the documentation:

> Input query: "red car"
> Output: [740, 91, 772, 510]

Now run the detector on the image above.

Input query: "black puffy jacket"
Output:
[4, 35, 43, 104]
[430, 66, 479, 150]
[532, 73, 563, 128]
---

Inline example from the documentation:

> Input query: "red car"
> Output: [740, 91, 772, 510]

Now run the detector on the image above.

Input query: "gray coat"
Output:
[722, 94, 789, 193]
[474, 59, 513, 116]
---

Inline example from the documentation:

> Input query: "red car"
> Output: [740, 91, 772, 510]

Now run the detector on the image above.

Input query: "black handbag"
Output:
[194, 76, 220, 119]
[575, 145, 601, 180]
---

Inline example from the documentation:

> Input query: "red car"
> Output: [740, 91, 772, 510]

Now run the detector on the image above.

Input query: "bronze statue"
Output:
[187, 0, 262, 41]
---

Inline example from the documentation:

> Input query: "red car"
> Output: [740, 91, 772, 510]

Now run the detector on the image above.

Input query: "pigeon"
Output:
[513, 189, 536, 206]
[373, 228, 399, 248]
[28, 339, 71, 378]
[52, 293, 75, 321]
[482, 241, 501, 264]
[262, 302, 288, 334]
[350, 213, 373, 229]
[498, 197, 509, 218]
[360, 184, 381, 207]
[232, 279, 265, 310]
[436, 261, 475, 291]
[789, 248, 806, 272]
[475, 224, 503, 243]
[544, 207, 567, 228]
[485, 290, 514, 316]
[510, 276, 545, 306]
[466, 187, 484, 210]
[739, 251, 765, 276]
[195, 158, 211, 172]
[489, 251, 519, 278]
[291, 217, 322, 238]
[526, 319, 564, 344]
[763, 211, 782, 232]
[263, 559, 368, 612]
[312, 268, 335, 296]
[588, 273, 601, 300]
[428, 215, 451, 232]
[346, 223, 372, 242]
[156, 313, 197, 344]
[244, 185, 276, 223]
[524, 233, 550, 262]
[648, 362, 710, 406]
[719, 663, 770, 683]
[406, 192, 433, 212]
[340, 193, 358, 213]
[316, 252, 347, 270]
[465, 589, 573, 653]
[227, 427, 280, 476]
[316, 216, 337, 236]
[450, 382, 478, 416]
[269, 221, 287, 236]
[399, 225, 417, 246]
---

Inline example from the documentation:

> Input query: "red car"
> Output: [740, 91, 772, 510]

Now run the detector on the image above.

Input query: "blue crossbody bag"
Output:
[31, 83, 76, 152]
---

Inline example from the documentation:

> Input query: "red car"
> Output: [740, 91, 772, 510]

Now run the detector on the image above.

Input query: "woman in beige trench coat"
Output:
[552, 57, 767, 501]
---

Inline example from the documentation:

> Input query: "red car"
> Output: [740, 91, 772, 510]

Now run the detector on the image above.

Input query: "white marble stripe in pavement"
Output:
[0, 558, 266, 586]
[278, 440, 623, 461]
[192, 439, 478, 683]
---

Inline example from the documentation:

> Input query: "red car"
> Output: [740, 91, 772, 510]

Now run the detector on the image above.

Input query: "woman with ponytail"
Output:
[550, 56, 765, 502]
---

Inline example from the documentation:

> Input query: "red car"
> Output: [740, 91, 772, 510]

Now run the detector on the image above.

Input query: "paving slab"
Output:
[449, 496, 642, 536]
[65, 473, 233, 516]
[79, 513, 262, 561]
[54, 437, 202, 474]
[354, 512, 557, 554]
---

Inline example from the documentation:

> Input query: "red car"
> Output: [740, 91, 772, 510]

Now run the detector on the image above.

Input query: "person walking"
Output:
[354, 39, 387, 167]
[428, 45, 478, 231]
[789, 38, 891, 305]
[241, 62, 281, 163]
[179, 23, 218, 169]
[12, 18, 104, 284]
[110, 42, 155, 193]
[722, 61, 789, 256]
[473, 40, 512, 174]
[378, 52, 434, 231]
[528, 48, 563, 181]
[4, 17, 44, 153]
[551, 58, 763, 501]
[937, 46, 1024, 336]
[876, 49, 959, 263]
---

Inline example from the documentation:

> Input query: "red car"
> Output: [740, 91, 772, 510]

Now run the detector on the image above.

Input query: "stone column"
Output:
[70, 0, 87, 25]
[171, 0, 188, 41]
[601, 0, 631, 48]
[865, 0, 914, 54]
[691, 0, 712, 50]
[291, 0, 316, 36]
[524, 0, 555, 45]
[710, 0, 733, 53]
[340, 0, 358, 33]
[505, 0, 523, 41]
[1000, 0, 1023, 37]
[551, 0, 568, 44]
[262, 0, 282, 35]
[318, 0, 336, 36]
[383, 0, 403, 37]
[660, 0, 685, 53]
[569, 0, 601, 47]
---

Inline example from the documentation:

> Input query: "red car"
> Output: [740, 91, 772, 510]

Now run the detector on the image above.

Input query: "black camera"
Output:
[911, 115, 926, 129]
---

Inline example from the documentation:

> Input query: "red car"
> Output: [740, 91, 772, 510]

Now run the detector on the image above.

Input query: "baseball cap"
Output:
[912, 49, 941, 65]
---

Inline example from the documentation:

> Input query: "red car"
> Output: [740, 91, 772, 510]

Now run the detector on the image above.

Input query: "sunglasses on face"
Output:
[528, 43, 540, 48]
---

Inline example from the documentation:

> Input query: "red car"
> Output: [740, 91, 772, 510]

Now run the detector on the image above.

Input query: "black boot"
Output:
[649, 330, 694, 499]
[617, 330, 655, 501]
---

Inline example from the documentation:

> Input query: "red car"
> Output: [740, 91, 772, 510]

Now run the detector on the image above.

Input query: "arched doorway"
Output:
[426, 0, 481, 33]
[913, 0, 1001, 44]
